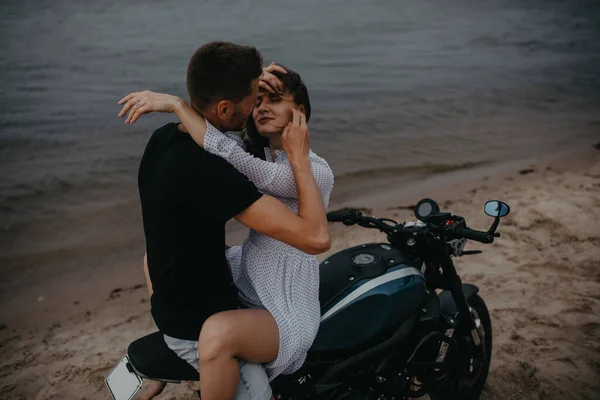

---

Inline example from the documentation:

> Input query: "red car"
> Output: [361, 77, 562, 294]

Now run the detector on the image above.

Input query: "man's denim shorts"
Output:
[163, 334, 272, 400]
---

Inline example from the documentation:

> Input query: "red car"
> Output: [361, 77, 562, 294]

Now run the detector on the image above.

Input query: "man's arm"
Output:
[235, 194, 330, 255]
[235, 110, 330, 255]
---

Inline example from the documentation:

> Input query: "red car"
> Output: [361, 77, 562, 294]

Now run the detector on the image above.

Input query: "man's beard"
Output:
[225, 106, 248, 132]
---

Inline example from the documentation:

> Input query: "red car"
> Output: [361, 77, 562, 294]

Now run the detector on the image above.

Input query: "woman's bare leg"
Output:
[198, 309, 279, 400]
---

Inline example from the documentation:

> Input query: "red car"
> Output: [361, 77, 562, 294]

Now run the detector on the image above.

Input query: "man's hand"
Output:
[259, 63, 287, 93]
[281, 109, 310, 164]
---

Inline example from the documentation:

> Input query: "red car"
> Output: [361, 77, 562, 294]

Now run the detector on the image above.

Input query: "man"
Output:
[124, 42, 330, 399]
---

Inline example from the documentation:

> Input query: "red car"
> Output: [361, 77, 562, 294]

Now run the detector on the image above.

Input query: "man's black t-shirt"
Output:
[138, 123, 262, 340]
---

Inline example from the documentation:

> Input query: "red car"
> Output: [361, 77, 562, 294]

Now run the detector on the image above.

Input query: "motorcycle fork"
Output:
[432, 242, 481, 346]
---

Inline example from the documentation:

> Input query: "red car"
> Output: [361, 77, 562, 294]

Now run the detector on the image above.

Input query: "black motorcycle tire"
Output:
[429, 294, 492, 400]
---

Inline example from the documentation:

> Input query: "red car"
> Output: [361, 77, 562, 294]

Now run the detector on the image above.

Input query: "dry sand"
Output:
[1, 148, 599, 400]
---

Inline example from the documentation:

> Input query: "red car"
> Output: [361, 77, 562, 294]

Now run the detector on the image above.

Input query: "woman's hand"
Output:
[259, 62, 287, 94]
[118, 90, 184, 124]
[282, 109, 310, 164]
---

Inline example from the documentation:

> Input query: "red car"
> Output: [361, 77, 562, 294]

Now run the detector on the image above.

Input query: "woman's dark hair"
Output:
[243, 65, 311, 160]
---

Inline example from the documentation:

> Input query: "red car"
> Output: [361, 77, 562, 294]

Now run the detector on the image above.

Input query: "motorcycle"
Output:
[106, 198, 510, 400]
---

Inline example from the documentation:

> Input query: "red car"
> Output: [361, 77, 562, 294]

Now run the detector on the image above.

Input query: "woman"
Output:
[120, 65, 334, 399]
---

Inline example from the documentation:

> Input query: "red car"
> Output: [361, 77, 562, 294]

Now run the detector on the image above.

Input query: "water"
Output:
[1, 0, 599, 225]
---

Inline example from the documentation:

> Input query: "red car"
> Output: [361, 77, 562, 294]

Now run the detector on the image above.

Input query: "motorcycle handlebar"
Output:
[328, 211, 496, 244]
[326, 213, 344, 222]
[327, 211, 395, 232]
[453, 227, 494, 244]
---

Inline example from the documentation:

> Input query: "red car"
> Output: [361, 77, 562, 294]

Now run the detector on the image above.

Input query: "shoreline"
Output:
[0, 145, 599, 399]
[1, 144, 597, 330]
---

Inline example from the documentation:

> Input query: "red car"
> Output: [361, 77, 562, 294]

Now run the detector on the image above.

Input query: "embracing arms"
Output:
[233, 110, 331, 254]
[168, 100, 333, 201]
[119, 90, 318, 199]
[120, 96, 330, 255]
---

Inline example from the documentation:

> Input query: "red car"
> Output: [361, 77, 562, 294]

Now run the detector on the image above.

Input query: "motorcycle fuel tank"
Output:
[310, 243, 425, 353]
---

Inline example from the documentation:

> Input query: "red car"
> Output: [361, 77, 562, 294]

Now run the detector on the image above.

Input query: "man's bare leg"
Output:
[139, 380, 166, 400]
[140, 255, 167, 399]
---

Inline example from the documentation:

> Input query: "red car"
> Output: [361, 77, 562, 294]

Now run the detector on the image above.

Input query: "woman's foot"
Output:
[140, 381, 166, 400]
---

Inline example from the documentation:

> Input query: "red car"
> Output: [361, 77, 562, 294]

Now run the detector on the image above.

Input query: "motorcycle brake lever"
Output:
[462, 250, 482, 255]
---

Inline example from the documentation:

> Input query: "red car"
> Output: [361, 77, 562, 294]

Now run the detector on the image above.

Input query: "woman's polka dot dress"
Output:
[204, 121, 334, 380]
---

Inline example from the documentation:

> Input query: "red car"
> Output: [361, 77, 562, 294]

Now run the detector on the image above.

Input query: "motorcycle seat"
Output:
[128, 331, 199, 382]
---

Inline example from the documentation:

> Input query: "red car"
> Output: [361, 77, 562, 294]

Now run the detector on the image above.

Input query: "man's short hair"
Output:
[187, 42, 263, 110]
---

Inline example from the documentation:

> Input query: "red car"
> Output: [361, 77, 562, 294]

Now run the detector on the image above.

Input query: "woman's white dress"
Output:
[203, 121, 334, 380]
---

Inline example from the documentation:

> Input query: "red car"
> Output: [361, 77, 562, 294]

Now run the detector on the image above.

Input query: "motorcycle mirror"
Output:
[414, 198, 440, 222]
[484, 200, 510, 218]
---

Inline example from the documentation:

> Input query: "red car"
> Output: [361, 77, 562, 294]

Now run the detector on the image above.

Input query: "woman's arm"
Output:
[117, 91, 334, 200]
[171, 99, 209, 148]
[118, 91, 210, 149]
[203, 123, 300, 197]
[167, 98, 306, 198]
[203, 124, 335, 201]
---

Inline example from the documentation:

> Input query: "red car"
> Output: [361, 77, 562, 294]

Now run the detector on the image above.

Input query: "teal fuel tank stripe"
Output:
[321, 267, 424, 322]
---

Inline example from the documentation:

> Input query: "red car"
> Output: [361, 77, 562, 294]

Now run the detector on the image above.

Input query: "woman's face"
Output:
[252, 89, 299, 136]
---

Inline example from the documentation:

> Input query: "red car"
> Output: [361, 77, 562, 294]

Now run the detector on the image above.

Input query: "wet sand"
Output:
[0, 147, 599, 399]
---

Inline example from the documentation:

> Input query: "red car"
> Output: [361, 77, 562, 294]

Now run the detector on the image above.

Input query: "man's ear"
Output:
[216, 100, 232, 120]
[298, 104, 306, 114]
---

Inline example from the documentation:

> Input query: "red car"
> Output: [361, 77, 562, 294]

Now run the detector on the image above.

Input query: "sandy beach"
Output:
[1, 146, 599, 400]
[2, 0, 599, 398]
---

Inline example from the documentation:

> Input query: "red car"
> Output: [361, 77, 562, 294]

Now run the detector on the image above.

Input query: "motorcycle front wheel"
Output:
[429, 294, 492, 400]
